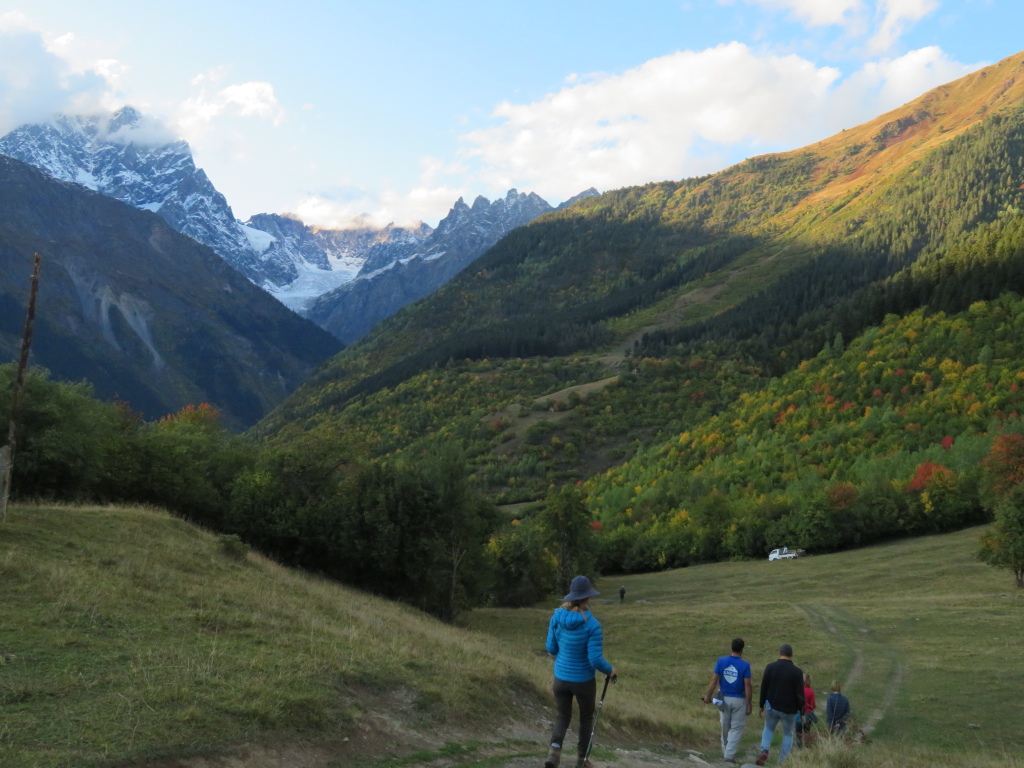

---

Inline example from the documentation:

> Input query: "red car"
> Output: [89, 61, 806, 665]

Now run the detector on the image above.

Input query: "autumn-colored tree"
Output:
[980, 433, 1024, 504]
[906, 461, 951, 493]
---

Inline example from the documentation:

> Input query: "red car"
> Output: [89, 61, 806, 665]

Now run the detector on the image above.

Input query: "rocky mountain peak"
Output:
[308, 186, 602, 344]
[0, 107, 391, 299]
[0, 107, 271, 283]
[556, 187, 601, 210]
[108, 105, 143, 133]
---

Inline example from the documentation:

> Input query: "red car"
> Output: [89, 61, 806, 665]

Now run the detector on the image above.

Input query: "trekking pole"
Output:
[583, 674, 616, 764]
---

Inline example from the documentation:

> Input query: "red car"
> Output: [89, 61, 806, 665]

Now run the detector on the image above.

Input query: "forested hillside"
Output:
[242, 53, 1024, 578]
[589, 294, 1023, 570]
[261, 53, 1024, 430]
[11, 52, 1024, 618]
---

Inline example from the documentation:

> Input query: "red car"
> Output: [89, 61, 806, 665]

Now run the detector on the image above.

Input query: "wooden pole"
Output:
[0, 252, 42, 523]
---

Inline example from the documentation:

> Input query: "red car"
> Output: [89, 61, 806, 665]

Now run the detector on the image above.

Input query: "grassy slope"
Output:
[468, 525, 1023, 766]
[0, 504, 553, 768]
[3, 504, 1020, 768]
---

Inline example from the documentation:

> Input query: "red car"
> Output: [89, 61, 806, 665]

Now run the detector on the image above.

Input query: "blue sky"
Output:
[0, 0, 1017, 228]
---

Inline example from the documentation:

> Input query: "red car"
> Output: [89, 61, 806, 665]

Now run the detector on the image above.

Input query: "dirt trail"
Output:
[799, 604, 903, 736]
[122, 679, 749, 768]
[594, 282, 727, 372]
[130, 725, 756, 768]
[485, 239, 795, 453]
[590, 237, 800, 371]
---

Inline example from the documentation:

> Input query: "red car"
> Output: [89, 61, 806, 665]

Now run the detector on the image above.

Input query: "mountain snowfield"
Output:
[239, 212, 431, 312]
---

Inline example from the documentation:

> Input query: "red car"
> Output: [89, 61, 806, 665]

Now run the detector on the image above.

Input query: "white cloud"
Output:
[104, 112, 179, 147]
[0, 18, 114, 135]
[221, 82, 285, 124]
[460, 43, 842, 203]
[377, 184, 465, 227]
[457, 42, 983, 206]
[827, 46, 978, 126]
[293, 168, 465, 230]
[176, 69, 285, 142]
[869, 0, 940, 53]
[724, 0, 941, 53]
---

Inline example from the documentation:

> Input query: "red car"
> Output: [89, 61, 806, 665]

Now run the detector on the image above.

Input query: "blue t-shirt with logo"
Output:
[714, 655, 752, 698]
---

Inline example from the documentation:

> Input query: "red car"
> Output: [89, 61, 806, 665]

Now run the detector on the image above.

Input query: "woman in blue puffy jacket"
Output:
[544, 575, 616, 768]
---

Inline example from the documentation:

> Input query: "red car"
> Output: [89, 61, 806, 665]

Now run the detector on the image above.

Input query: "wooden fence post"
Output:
[0, 252, 42, 524]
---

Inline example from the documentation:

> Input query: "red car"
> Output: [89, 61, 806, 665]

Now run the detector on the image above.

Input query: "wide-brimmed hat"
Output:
[564, 575, 600, 601]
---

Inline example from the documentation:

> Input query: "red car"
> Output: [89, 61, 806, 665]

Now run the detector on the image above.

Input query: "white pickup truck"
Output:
[768, 547, 805, 561]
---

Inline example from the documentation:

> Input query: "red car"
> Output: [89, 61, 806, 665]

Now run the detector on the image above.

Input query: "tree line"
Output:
[0, 363, 598, 614]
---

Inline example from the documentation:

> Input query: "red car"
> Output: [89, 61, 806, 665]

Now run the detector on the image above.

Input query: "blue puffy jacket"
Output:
[546, 607, 613, 683]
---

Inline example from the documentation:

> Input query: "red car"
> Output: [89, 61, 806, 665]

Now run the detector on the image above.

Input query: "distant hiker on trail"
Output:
[544, 575, 617, 768]
[701, 637, 752, 764]
[756, 643, 805, 766]
[619, 586, 625, 603]
[796, 671, 817, 748]
[826, 681, 851, 734]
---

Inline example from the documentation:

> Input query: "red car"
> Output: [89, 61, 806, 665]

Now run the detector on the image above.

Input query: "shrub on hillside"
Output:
[0, 365, 122, 500]
[487, 519, 555, 606]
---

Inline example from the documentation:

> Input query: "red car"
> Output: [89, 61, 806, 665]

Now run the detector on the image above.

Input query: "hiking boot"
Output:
[544, 746, 561, 768]
[574, 759, 593, 768]
[755, 749, 769, 766]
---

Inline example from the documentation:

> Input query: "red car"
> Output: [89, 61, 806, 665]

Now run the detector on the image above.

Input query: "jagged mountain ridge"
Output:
[0, 154, 341, 428]
[306, 187, 599, 344]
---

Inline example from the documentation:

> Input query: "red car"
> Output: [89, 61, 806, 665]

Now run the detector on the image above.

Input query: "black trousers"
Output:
[550, 677, 597, 757]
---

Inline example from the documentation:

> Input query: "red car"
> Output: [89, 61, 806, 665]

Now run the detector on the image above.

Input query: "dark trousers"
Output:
[550, 677, 597, 757]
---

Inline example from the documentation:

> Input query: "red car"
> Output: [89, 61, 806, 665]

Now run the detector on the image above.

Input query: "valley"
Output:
[1, 20, 1024, 768]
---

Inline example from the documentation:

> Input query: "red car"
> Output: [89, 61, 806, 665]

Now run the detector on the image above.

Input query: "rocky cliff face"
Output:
[0, 154, 341, 428]
[306, 188, 597, 344]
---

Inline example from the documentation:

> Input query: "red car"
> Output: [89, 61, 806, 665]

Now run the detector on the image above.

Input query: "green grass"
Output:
[2, 503, 1019, 768]
[467, 525, 1023, 766]
[0, 504, 554, 768]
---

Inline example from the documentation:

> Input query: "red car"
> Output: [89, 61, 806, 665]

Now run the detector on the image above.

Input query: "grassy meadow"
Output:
[0, 504, 554, 768]
[1, 503, 1020, 768]
[468, 525, 1023, 767]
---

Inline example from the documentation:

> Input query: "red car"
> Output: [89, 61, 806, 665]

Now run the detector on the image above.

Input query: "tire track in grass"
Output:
[862, 662, 906, 735]
[798, 604, 903, 736]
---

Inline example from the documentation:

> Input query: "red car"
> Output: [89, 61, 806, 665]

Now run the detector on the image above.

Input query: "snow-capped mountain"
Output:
[0, 106, 284, 284]
[243, 213, 431, 312]
[0, 106, 419, 298]
[306, 187, 600, 344]
[0, 107, 599, 329]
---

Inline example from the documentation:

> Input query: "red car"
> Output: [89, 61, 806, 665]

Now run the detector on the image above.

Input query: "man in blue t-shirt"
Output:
[702, 638, 753, 764]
